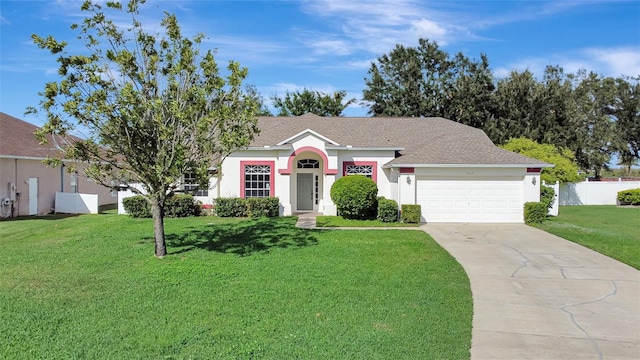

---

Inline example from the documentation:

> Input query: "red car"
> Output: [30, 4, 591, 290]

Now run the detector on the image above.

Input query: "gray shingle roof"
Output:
[0, 112, 64, 159]
[251, 114, 549, 167]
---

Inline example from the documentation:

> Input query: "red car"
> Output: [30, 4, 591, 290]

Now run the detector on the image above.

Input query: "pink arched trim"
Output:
[278, 146, 338, 175]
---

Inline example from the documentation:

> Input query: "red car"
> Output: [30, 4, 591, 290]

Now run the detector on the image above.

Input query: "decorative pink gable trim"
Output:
[399, 167, 414, 174]
[278, 146, 338, 175]
[342, 161, 378, 183]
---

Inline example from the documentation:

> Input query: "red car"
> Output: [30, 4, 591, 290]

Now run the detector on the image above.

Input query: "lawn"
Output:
[316, 215, 419, 228]
[0, 214, 471, 359]
[536, 205, 640, 269]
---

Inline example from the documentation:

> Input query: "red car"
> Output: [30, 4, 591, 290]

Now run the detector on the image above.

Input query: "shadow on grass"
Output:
[165, 217, 319, 256]
[0, 213, 81, 221]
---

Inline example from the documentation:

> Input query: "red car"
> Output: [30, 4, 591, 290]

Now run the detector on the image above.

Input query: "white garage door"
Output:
[416, 179, 524, 223]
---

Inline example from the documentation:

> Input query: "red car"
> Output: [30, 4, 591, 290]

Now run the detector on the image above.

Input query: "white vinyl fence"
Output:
[559, 180, 640, 205]
[55, 192, 98, 214]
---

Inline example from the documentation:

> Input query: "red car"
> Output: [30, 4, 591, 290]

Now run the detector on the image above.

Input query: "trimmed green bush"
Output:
[401, 204, 421, 224]
[165, 194, 201, 218]
[122, 194, 200, 218]
[246, 197, 280, 217]
[617, 188, 640, 205]
[215, 197, 248, 217]
[377, 197, 399, 222]
[524, 202, 548, 224]
[122, 195, 151, 218]
[540, 185, 555, 209]
[330, 175, 378, 220]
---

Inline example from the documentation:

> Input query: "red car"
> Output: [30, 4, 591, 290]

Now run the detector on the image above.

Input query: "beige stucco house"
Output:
[0, 112, 115, 217]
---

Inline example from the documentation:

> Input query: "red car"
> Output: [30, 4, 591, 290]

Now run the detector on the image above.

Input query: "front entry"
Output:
[296, 173, 313, 211]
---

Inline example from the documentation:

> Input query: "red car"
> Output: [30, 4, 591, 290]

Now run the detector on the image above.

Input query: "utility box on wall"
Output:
[8, 182, 16, 201]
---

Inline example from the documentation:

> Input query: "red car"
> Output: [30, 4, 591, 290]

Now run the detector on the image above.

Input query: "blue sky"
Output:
[1, 0, 639, 125]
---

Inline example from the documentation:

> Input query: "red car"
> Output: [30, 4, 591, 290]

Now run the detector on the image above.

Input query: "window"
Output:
[242, 161, 274, 198]
[183, 172, 208, 196]
[297, 159, 319, 168]
[343, 161, 377, 182]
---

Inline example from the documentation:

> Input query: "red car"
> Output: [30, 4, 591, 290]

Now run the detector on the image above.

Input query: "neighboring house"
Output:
[189, 114, 551, 223]
[0, 112, 115, 217]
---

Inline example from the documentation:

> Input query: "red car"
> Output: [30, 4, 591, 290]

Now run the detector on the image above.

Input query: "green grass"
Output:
[0, 214, 471, 359]
[536, 206, 640, 269]
[316, 215, 418, 228]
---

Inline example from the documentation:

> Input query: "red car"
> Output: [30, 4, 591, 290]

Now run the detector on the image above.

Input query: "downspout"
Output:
[216, 162, 222, 199]
[60, 163, 65, 192]
[14, 159, 18, 217]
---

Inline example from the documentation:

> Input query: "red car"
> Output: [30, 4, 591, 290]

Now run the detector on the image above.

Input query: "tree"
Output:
[487, 70, 541, 144]
[29, 0, 260, 258]
[570, 71, 618, 178]
[270, 89, 355, 116]
[363, 38, 497, 131]
[501, 137, 582, 183]
[363, 39, 455, 117]
[245, 84, 272, 116]
[443, 53, 495, 130]
[612, 76, 640, 164]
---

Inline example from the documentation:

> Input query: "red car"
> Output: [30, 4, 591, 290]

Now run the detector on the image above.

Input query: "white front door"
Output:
[28, 177, 38, 215]
[297, 173, 314, 211]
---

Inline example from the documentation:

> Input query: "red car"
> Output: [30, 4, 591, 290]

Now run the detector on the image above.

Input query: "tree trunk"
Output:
[150, 197, 167, 258]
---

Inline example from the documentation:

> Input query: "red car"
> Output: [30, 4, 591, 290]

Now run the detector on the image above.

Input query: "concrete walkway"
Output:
[423, 223, 640, 360]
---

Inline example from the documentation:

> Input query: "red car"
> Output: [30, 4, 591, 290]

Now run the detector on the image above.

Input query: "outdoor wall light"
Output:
[532, 176, 537, 185]
[406, 176, 411, 185]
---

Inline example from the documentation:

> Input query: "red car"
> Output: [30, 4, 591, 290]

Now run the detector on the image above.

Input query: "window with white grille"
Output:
[297, 159, 319, 168]
[345, 165, 373, 178]
[244, 165, 272, 198]
[184, 172, 208, 196]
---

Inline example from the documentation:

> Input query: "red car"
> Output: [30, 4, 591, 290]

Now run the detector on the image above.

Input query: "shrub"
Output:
[401, 204, 421, 224]
[215, 197, 248, 217]
[165, 194, 201, 218]
[122, 194, 200, 218]
[617, 188, 640, 205]
[330, 175, 378, 220]
[377, 197, 399, 222]
[246, 197, 280, 217]
[540, 185, 555, 209]
[524, 202, 547, 224]
[122, 195, 151, 218]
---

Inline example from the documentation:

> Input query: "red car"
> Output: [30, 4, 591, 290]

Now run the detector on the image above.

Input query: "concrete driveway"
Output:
[423, 223, 640, 360]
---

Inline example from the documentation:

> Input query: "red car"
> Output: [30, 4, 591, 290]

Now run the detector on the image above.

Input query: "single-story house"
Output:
[0, 112, 115, 217]
[192, 113, 551, 223]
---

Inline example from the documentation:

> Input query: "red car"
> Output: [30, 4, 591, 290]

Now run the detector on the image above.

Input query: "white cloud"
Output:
[584, 47, 640, 77]
[300, 0, 466, 54]
[1, 16, 10, 25]
[306, 38, 351, 56]
[494, 46, 640, 79]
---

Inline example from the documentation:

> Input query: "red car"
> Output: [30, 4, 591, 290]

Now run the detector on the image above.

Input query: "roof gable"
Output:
[276, 128, 340, 146]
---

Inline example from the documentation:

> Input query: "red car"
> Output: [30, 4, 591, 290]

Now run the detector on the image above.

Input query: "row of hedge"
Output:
[122, 194, 281, 218]
[122, 194, 202, 218]
[215, 197, 280, 218]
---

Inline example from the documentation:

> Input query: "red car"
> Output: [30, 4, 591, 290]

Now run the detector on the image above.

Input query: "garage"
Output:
[416, 177, 524, 223]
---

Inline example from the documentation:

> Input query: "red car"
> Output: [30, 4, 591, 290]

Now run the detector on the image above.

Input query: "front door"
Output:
[297, 173, 313, 211]
[28, 177, 38, 215]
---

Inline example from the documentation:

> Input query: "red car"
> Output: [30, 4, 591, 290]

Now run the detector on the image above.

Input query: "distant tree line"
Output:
[262, 38, 638, 177]
[362, 39, 639, 178]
